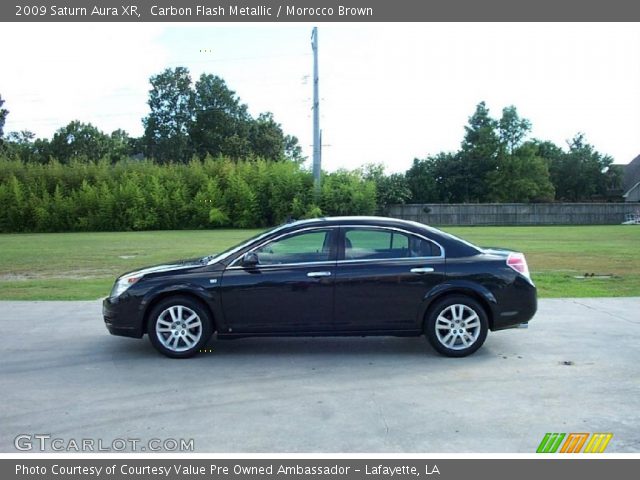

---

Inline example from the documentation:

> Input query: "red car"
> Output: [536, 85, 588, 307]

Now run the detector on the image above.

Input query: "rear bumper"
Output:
[103, 295, 144, 338]
[491, 277, 538, 331]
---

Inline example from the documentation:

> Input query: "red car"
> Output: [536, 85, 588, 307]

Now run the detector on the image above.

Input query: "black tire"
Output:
[147, 295, 214, 358]
[425, 295, 488, 357]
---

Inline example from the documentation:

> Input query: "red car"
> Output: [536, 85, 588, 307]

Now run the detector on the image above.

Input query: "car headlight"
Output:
[110, 273, 142, 298]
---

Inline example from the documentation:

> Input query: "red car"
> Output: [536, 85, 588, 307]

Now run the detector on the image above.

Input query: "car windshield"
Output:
[202, 224, 288, 265]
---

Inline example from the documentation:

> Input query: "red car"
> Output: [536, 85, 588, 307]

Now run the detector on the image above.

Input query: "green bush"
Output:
[0, 155, 379, 232]
[321, 170, 377, 217]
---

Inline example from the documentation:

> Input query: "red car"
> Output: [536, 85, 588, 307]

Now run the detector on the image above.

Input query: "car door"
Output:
[333, 226, 446, 332]
[219, 227, 337, 333]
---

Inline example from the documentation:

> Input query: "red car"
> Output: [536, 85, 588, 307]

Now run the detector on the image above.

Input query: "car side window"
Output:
[254, 230, 332, 265]
[410, 235, 442, 257]
[344, 229, 441, 260]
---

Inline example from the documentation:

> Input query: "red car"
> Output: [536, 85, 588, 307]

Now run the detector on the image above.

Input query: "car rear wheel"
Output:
[147, 296, 213, 358]
[425, 295, 488, 357]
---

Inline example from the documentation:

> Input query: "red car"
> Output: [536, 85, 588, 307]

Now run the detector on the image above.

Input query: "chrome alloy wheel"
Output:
[434, 304, 482, 351]
[155, 305, 203, 353]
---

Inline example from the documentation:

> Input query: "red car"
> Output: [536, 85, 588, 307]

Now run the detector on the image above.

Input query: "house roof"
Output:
[624, 154, 640, 193]
[623, 181, 640, 199]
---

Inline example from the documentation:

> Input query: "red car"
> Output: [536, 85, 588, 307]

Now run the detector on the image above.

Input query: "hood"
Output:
[119, 256, 207, 279]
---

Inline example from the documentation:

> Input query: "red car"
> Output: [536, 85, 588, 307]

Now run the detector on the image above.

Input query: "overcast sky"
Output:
[1, 23, 639, 172]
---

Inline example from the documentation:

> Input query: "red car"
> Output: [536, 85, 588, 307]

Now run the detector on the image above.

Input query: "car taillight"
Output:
[507, 252, 530, 279]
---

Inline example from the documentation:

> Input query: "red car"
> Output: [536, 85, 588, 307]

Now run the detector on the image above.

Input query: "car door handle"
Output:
[307, 271, 332, 278]
[410, 267, 435, 274]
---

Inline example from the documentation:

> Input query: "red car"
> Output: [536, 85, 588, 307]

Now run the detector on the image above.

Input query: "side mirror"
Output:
[242, 252, 259, 267]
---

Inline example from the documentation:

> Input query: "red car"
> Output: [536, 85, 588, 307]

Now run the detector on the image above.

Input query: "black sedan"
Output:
[103, 216, 536, 358]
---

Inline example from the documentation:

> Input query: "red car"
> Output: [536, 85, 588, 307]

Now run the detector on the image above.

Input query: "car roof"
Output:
[283, 216, 431, 231]
[277, 216, 481, 257]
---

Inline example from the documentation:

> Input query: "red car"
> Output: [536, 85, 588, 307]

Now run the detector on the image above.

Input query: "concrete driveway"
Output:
[1, 298, 638, 453]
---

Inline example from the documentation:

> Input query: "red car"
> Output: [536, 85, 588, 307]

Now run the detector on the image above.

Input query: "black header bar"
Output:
[4, 0, 640, 22]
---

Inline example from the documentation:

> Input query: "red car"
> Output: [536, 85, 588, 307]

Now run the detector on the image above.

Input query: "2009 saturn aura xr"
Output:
[103, 216, 537, 358]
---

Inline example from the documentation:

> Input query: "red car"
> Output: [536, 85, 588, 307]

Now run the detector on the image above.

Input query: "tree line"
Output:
[0, 70, 625, 233]
[1, 68, 303, 165]
[0, 156, 377, 233]
[405, 102, 622, 203]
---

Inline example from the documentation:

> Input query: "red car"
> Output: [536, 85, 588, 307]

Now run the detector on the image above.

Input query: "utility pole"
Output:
[311, 27, 321, 199]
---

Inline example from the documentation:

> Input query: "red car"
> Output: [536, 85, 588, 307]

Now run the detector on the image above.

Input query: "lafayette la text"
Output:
[16, 464, 441, 477]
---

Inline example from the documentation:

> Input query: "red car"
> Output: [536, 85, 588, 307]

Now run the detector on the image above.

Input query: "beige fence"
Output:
[387, 203, 640, 226]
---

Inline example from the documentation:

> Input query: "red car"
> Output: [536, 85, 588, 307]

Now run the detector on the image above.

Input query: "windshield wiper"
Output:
[200, 254, 218, 264]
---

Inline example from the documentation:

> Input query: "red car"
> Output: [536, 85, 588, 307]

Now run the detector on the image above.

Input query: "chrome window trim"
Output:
[227, 260, 336, 271]
[336, 256, 444, 265]
[227, 226, 337, 269]
[225, 223, 445, 270]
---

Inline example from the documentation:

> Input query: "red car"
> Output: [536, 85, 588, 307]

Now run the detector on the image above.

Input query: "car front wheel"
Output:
[147, 296, 213, 358]
[425, 295, 488, 357]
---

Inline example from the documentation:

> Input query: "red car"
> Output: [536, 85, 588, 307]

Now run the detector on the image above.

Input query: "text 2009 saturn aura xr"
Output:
[103, 216, 537, 358]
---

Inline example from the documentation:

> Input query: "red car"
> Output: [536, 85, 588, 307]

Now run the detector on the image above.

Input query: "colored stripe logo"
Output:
[584, 433, 613, 453]
[560, 433, 590, 453]
[537, 433, 565, 453]
[537, 433, 612, 453]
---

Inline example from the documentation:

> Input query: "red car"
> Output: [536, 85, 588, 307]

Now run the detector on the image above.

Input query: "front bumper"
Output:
[103, 295, 144, 338]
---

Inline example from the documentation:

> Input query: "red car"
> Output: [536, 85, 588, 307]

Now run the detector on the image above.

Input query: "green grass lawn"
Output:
[0, 226, 638, 300]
